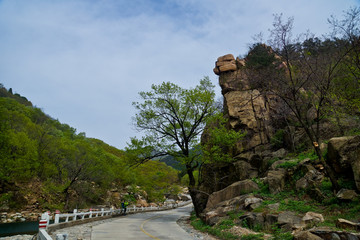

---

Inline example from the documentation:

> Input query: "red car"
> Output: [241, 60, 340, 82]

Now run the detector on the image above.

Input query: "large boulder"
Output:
[328, 136, 360, 191]
[213, 54, 237, 75]
[206, 180, 259, 209]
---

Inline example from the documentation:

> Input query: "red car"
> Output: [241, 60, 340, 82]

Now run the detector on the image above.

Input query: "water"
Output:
[0, 221, 38, 237]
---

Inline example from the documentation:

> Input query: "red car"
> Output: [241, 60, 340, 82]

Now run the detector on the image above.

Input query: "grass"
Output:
[190, 212, 240, 240]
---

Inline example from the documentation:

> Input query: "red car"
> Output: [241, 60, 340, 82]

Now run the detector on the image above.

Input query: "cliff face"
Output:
[214, 54, 276, 154]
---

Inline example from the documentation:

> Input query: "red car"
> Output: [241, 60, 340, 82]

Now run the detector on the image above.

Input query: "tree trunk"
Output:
[186, 164, 208, 217]
[313, 145, 340, 192]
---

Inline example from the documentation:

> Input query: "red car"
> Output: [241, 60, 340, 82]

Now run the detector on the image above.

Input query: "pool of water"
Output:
[0, 221, 38, 237]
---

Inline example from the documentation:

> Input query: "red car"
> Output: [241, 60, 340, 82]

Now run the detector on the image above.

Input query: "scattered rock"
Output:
[336, 218, 360, 231]
[244, 197, 263, 210]
[336, 189, 359, 201]
[293, 230, 323, 240]
[310, 227, 360, 240]
[302, 212, 324, 226]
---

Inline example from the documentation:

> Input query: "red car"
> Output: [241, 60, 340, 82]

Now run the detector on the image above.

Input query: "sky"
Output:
[0, 0, 359, 149]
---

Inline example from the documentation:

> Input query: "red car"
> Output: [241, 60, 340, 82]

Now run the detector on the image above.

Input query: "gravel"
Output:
[0, 235, 35, 240]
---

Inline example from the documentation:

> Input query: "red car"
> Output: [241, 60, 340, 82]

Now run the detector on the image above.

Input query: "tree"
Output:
[328, 7, 360, 118]
[126, 77, 217, 215]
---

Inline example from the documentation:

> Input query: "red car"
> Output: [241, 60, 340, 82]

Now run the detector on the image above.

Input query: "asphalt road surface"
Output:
[91, 204, 195, 239]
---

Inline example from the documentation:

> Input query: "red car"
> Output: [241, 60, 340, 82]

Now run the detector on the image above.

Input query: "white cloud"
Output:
[0, 0, 358, 148]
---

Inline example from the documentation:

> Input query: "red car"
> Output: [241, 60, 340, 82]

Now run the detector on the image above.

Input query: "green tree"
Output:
[126, 77, 216, 215]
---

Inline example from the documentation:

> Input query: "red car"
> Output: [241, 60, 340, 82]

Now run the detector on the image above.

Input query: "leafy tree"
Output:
[126, 77, 217, 215]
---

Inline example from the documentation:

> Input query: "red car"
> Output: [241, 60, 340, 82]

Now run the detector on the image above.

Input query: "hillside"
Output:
[190, 12, 360, 239]
[0, 84, 181, 217]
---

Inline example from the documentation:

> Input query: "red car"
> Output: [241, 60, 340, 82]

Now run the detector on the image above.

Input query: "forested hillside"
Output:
[0, 84, 180, 212]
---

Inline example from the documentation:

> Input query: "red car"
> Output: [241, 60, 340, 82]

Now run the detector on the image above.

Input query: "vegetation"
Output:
[0, 84, 180, 211]
[244, 8, 360, 191]
[126, 77, 243, 215]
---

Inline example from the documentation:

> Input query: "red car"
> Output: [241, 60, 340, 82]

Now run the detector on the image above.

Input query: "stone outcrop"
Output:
[328, 136, 360, 191]
[206, 179, 259, 209]
[213, 54, 280, 153]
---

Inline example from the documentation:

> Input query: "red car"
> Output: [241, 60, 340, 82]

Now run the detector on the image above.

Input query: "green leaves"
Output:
[201, 113, 245, 164]
[129, 77, 216, 165]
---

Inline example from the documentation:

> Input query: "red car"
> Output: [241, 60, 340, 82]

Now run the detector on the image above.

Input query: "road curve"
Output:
[91, 204, 195, 240]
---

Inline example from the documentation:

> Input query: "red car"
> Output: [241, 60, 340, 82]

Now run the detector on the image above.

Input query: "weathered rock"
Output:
[218, 54, 235, 62]
[294, 230, 323, 240]
[296, 168, 323, 190]
[264, 213, 278, 230]
[206, 180, 259, 209]
[178, 194, 191, 201]
[310, 227, 360, 240]
[224, 90, 271, 151]
[267, 203, 280, 211]
[328, 135, 360, 191]
[336, 189, 359, 201]
[239, 212, 265, 229]
[233, 160, 258, 180]
[278, 211, 302, 225]
[272, 148, 288, 159]
[244, 197, 263, 210]
[136, 199, 149, 207]
[266, 169, 286, 194]
[203, 194, 250, 225]
[307, 187, 326, 202]
[336, 218, 360, 231]
[302, 212, 324, 226]
[214, 54, 237, 75]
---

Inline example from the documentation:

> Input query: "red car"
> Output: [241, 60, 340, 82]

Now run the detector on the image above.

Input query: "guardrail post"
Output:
[89, 208, 93, 218]
[54, 210, 60, 224]
[39, 212, 49, 230]
[101, 208, 104, 216]
[73, 209, 77, 221]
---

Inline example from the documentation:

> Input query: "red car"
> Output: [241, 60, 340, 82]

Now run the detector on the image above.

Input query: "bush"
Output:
[271, 129, 285, 148]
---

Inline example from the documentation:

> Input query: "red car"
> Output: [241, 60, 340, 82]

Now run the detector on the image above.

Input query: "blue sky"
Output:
[0, 0, 359, 149]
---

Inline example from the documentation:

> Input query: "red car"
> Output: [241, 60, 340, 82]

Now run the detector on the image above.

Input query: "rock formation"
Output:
[328, 136, 360, 191]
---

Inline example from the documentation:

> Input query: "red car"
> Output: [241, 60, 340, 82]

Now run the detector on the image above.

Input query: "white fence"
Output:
[38, 200, 192, 240]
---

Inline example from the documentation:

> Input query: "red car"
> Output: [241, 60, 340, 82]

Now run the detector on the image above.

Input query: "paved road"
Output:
[91, 205, 195, 239]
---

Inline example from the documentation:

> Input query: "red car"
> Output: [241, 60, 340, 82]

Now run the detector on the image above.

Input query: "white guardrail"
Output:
[38, 200, 192, 240]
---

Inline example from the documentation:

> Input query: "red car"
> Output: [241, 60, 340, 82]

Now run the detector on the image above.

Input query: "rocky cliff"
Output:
[192, 54, 360, 239]
[214, 54, 280, 154]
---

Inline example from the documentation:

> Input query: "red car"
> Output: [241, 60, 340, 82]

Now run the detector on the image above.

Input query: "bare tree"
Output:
[244, 14, 354, 191]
